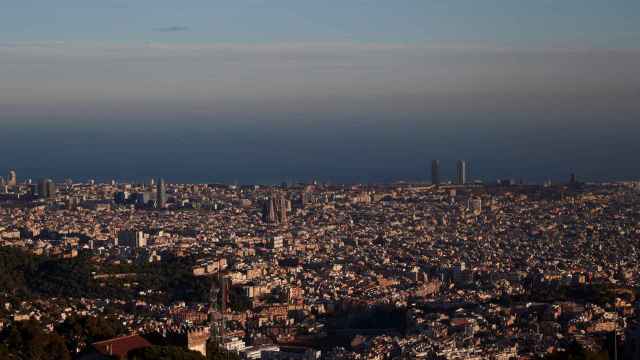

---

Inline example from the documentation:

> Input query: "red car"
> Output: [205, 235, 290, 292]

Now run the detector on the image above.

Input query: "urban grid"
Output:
[0, 164, 639, 360]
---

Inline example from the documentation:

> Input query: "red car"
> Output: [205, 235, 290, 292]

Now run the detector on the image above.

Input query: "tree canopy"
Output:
[0, 320, 70, 360]
[129, 345, 206, 360]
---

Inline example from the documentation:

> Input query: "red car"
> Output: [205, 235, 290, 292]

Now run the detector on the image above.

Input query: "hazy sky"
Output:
[1, 1, 639, 183]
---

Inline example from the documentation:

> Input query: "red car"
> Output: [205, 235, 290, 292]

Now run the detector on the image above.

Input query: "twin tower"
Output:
[431, 160, 469, 185]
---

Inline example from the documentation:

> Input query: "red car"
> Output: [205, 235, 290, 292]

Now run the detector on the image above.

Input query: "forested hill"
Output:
[0, 247, 210, 303]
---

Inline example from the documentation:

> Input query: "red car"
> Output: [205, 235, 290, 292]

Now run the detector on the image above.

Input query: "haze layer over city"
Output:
[2, 1, 640, 184]
[1, 2, 640, 360]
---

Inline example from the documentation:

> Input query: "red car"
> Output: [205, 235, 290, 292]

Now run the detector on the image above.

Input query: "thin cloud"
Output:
[153, 26, 189, 32]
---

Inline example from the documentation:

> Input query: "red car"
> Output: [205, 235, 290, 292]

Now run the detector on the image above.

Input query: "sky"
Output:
[1, 1, 639, 184]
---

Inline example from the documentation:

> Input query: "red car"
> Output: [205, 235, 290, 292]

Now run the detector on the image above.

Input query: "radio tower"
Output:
[209, 278, 219, 343]
[209, 273, 227, 353]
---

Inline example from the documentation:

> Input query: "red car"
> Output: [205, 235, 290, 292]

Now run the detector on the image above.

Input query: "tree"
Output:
[542, 342, 609, 360]
[55, 315, 127, 354]
[4, 320, 70, 360]
[0, 344, 15, 360]
[128, 345, 206, 360]
[229, 286, 252, 312]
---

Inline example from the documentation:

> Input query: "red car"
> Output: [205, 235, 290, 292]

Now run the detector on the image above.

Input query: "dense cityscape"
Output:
[1, 164, 639, 360]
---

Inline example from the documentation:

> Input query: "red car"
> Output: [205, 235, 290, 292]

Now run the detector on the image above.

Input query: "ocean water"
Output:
[1, 114, 638, 185]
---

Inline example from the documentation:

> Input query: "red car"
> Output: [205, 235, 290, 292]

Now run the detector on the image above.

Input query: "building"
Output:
[7, 170, 16, 187]
[186, 328, 210, 357]
[114, 191, 130, 204]
[46, 180, 56, 198]
[265, 197, 277, 223]
[132, 192, 152, 207]
[89, 335, 152, 360]
[497, 178, 516, 186]
[157, 178, 167, 208]
[469, 197, 482, 214]
[569, 173, 577, 185]
[298, 191, 310, 208]
[37, 179, 47, 198]
[118, 231, 149, 248]
[37, 179, 56, 199]
[143, 327, 210, 358]
[263, 347, 321, 360]
[431, 160, 440, 185]
[263, 193, 289, 224]
[452, 262, 473, 286]
[222, 337, 246, 352]
[268, 235, 284, 250]
[242, 345, 280, 360]
[456, 160, 467, 185]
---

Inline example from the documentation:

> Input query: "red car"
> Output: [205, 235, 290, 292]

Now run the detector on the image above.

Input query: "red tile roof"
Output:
[92, 334, 152, 358]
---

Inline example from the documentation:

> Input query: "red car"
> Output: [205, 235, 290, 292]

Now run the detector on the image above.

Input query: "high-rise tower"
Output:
[456, 160, 467, 185]
[569, 173, 577, 185]
[209, 274, 228, 351]
[157, 178, 167, 208]
[7, 170, 17, 187]
[431, 160, 440, 185]
[37, 179, 56, 199]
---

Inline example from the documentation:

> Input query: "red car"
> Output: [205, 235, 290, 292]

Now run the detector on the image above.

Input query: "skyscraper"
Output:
[431, 160, 440, 185]
[37, 179, 47, 198]
[569, 173, 577, 185]
[7, 170, 17, 187]
[456, 160, 467, 185]
[37, 179, 56, 199]
[467, 161, 472, 182]
[47, 180, 57, 198]
[157, 178, 167, 208]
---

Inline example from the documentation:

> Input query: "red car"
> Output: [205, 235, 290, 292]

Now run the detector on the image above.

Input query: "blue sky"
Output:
[1, 1, 639, 183]
[1, 1, 639, 46]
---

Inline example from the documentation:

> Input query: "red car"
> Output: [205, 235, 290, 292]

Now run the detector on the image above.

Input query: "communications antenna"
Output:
[209, 272, 228, 357]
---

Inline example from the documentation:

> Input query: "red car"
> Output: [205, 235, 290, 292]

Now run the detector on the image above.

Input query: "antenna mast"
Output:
[210, 272, 229, 350]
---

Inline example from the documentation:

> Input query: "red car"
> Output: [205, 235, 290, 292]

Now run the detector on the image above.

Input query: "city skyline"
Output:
[1, 167, 638, 359]
[1, 2, 640, 184]
[0, 164, 584, 186]
[2, 3, 640, 360]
